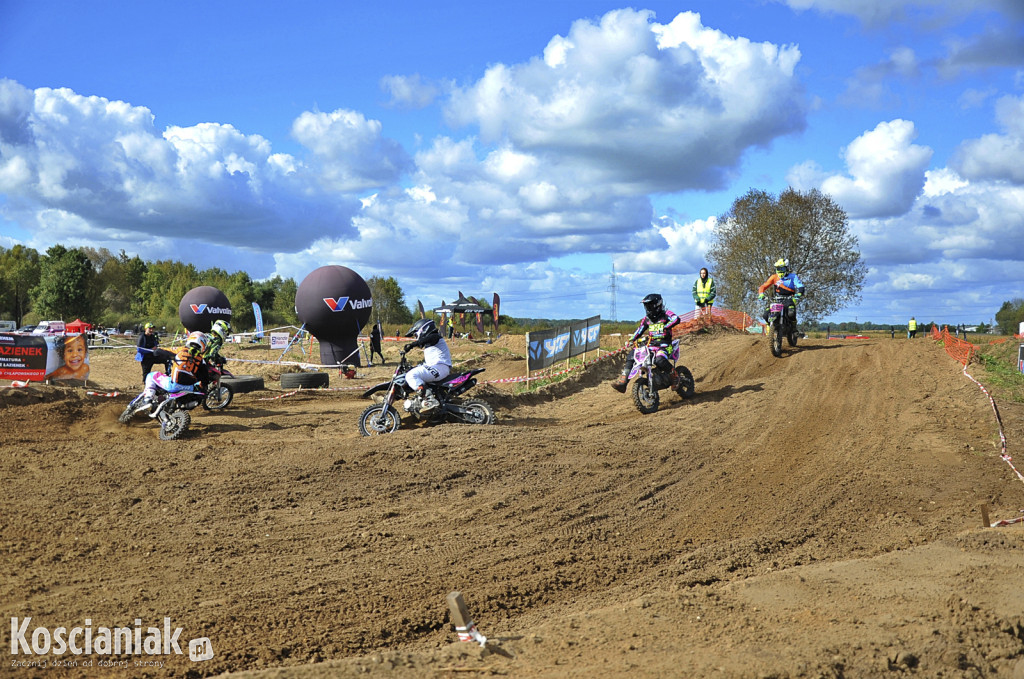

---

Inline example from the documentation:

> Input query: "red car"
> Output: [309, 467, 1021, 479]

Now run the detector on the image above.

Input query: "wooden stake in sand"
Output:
[446, 591, 487, 647]
[980, 503, 990, 528]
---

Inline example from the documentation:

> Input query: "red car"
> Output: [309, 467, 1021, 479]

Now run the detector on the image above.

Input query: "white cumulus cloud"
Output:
[445, 9, 806, 193]
[952, 95, 1024, 184]
[812, 119, 932, 218]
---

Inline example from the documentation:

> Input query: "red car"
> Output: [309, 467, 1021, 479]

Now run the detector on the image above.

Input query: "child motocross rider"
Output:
[402, 318, 452, 414]
[611, 293, 681, 393]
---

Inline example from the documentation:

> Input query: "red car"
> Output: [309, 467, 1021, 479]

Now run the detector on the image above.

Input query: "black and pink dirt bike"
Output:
[358, 352, 495, 435]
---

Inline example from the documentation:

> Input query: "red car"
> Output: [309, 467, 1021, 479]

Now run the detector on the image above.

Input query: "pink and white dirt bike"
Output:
[625, 335, 695, 414]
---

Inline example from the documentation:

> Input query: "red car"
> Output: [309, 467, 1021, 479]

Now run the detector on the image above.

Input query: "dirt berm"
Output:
[2, 332, 1023, 678]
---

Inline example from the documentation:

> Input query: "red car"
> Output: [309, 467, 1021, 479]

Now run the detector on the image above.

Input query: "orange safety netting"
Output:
[671, 306, 762, 338]
[930, 325, 977, 365]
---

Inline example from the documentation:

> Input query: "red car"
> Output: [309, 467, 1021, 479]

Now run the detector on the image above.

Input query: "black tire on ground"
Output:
[787, 331, 799, 347]
[631, 378, 660, 414]
[221, 375, 265, 393]
[358, 403, 401, 436]
[280, 372, 330, 389]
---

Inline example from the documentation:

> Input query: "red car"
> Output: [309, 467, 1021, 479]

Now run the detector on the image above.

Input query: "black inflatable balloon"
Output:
[179, 286, 233, 333]
[295, 265, 373, 367]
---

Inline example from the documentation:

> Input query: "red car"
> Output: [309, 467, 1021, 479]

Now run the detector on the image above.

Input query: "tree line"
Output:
[0, 245, 417, 334]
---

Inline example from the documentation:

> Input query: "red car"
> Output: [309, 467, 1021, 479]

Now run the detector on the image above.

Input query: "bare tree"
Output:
[707, 187, 866, 323]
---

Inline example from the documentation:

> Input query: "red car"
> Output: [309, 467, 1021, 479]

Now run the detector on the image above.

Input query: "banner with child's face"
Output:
[0, 333, 90, 381]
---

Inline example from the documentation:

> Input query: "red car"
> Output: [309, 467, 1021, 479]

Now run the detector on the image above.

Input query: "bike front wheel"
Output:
[358, 404, 401, 436]
[631, 378, 660, 414]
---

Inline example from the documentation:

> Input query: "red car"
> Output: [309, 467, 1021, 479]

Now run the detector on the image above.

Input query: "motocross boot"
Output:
[611, 375, 628, 393]
[419, 387, 439, 414]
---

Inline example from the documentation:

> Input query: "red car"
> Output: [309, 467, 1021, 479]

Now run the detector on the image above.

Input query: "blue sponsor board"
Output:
[526, 315, 601, 371]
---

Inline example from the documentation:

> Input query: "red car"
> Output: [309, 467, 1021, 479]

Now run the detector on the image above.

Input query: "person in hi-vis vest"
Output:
[692, 267, 716, 317]
[907, 316, 918, 339]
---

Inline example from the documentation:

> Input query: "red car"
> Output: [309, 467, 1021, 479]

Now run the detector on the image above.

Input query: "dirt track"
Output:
[3, 332, 1024, 678]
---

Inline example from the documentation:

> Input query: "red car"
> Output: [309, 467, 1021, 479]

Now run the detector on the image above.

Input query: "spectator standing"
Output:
[369, 322, 385, 365]
[135, 323, 160, 380]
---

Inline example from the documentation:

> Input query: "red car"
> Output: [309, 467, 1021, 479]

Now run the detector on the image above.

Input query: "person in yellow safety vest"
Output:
[692, 267, 716, 317]
[908, 316, 917, 339]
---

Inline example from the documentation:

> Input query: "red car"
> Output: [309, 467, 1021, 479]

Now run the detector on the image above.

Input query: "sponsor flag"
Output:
[417, 299, 426, 319]
[252, 302, 264, 338]
[492, 293, 500, 333]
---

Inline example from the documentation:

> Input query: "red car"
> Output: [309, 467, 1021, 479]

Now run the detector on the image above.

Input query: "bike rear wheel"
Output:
[359, 404, 401, 436]
[459, 399, 495, 425]
[631, 378, 660, 414]
[674, 366, 695, 398]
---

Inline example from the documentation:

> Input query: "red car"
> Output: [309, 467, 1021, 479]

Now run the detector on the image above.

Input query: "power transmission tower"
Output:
[608, 264, 618, 321]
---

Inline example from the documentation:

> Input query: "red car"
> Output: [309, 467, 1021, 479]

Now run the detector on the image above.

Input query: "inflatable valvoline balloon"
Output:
[295, 265, 373, 367]
[179, 286, 232, 332]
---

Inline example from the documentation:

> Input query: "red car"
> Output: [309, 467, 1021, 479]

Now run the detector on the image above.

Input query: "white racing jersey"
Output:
[422, 337, 452, 367]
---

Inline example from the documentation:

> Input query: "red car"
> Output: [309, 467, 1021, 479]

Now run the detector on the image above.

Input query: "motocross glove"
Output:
[403, 343, 414, 352]
[758, 293, 766, 300]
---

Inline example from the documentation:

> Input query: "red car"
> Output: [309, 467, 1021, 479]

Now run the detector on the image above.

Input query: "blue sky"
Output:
[1, 0, 1022, 325]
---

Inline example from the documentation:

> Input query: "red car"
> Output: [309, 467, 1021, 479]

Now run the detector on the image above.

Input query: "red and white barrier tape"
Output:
[455, 621, 487, 647]
[86, 390, 120, 397]
[959, 363, 1024, 527]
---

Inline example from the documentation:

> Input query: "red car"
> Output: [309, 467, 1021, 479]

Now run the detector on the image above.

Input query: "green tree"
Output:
[254, 275, 299, 327]
[366, 276, 413, 325]
[31, 245, 97, 321]
[0, 245, 41, 325]
[84, 248, 148, 324]
[138, 260, 201, 327]
[707, 187, 867, 323]
[995, 299, 1024, 335]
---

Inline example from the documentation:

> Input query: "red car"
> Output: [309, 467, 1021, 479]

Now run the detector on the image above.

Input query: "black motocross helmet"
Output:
[642, 293, 664, 319]
[405, 318, 438, 341]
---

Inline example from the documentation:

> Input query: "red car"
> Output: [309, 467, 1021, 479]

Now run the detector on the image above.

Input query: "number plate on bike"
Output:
[769, 302, 784, 312]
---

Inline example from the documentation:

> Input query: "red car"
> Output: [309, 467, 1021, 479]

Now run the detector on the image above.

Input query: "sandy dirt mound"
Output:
[2, 334, 1023, 678]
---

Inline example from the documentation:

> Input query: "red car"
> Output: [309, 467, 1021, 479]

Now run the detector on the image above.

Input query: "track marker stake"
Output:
[980, 503, 990, 528]
[447, 591, 487, 647]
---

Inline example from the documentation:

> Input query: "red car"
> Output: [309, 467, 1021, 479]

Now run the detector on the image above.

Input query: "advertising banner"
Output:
[526, 316, 601, 371]
[253, 302, 265, 338]
[0, 333, 48, 380]
[0, 333, 90, 381]
[270, 332, 290, 350]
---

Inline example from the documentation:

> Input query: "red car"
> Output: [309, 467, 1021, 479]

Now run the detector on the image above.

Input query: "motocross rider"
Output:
[197, 319, 230, 388]
[141, 331, 209, 402]
[611, 293, 681, 393]
[402, 318, 451, 414]
[757, 258, 805, 324]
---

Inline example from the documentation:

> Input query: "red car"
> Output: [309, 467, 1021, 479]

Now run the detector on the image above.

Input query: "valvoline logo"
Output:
[189, 304, 232, 315]
[323, 297, 373, 312]
[323, 297, 349, 312]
